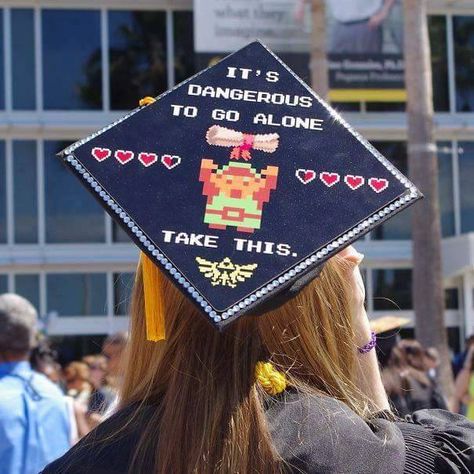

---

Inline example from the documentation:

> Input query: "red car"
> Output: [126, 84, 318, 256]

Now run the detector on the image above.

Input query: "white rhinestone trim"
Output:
[62, 41, 422, 326]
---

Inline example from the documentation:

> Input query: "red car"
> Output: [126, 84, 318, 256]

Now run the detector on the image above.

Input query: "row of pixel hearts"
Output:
[296, 169, 389, 193]
[91, 147, 181, 169]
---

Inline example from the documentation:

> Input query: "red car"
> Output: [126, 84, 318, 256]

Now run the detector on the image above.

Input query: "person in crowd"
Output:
[453, 344, 474, 420]
[382, 339, 447, 417]
[30, 338, 64, 388]
[30, 336, 85, 441]
[43, 247, 474, 473]
[452, 334, 474, 377]
[64, 361, 92, 406]
[79, 354, 115, 433]
[83, 354, 115, 415]
[425, 346, 441, 382]
[0, 293, 71, 474]
[102, 331, 128, 387]
[97, 331, 129, 417]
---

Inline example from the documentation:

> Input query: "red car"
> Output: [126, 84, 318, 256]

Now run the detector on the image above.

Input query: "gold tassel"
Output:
[139, 251, 166, 341]
[139, 96, 156, 107]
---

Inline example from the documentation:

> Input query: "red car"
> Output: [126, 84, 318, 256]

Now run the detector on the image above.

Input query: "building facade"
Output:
[0, 0, 473, 356]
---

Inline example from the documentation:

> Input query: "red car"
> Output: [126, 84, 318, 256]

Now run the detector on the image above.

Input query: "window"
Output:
[15, 274, 40, 312]
[437, 142, 455, 237]
[0, 141, 6, 243]
[447, 327, 461, 354]
[42, 10, 102, 110]
[0, 275, 7, 293]
[372, 141, 454, 238]
[47, 273, 107, 316]
[396, 327, 460, 354]
[399, 328, 415, 340]
[108, 10, 167, 110]
[365, 103, 404, 113]
[13, 141, 38, 243]
[454, 17, 474, 112]
[278, 53, 311, 86]
[331, 102, 361, 112]
[113, 221, 131, 243]
[429, 16, 449, 112]
[371, 142, 411, 240]
[373, 269, 412, 310]
[173, 11, 197, 85]
[459, 142, 474, 233]
[0, 10, 4, 109]
[12, 9, 36, 110]
[49, 335, 107, 365]
[445, 288, 459, 310]
[44, 141, 105, 243]
[360, 268, 368, 307]
[113, 272, 134, 315]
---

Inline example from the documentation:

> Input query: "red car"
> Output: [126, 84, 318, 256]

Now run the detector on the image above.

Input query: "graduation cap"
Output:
[59, 41, 421, 340]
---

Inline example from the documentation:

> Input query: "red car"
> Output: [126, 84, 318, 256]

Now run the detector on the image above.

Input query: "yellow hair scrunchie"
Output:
[255, 361, 287, 396]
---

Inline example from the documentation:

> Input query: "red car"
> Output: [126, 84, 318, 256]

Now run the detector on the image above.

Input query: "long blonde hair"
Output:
[120, 256, 379, 473]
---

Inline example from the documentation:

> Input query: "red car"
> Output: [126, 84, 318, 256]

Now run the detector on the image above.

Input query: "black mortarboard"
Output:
[59, 41, 421, 333]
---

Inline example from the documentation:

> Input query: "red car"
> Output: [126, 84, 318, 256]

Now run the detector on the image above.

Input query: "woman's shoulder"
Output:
[266, 390, 406, 474]
[268, 390, 474, 474]
[41, 402, 156, 474]
[396, 408, 474, 473]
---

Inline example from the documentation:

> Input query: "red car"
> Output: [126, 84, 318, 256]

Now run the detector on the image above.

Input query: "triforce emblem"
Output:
[196, 257, 258, 288]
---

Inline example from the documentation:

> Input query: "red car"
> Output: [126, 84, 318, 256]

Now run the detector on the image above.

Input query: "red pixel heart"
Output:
[91, 147, 111, 162]
[319, 172, 340, 187]
[344, 175, 364, 190]
[114, 150, 134, 164]
[295, 169, 316, 184]
[368, 177, 389, 193]
[138, 152, 158, 167]
[161, 154, 181, 170]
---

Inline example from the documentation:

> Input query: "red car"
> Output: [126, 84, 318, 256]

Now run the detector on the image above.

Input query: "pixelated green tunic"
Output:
[204, 194, 262, 230]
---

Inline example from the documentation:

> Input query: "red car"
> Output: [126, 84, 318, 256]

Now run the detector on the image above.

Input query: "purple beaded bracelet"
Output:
[358, 331, 377, 354]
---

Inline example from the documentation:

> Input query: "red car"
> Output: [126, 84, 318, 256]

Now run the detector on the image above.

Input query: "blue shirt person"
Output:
[0, 294, 71, 474]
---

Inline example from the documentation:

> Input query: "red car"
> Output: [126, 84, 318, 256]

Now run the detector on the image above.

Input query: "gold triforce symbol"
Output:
[196, 257, 258, 288]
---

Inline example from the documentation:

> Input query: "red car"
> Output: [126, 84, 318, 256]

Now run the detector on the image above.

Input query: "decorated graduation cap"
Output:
[59, 41, 421, 340]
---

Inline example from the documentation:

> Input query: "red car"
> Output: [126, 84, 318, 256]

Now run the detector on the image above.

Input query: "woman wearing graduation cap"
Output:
[43, 42, 474, 473]
[42, 245, 474, 474]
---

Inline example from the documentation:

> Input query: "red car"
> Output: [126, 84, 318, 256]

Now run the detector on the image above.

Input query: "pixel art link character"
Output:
[199, 159, 279, 233]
